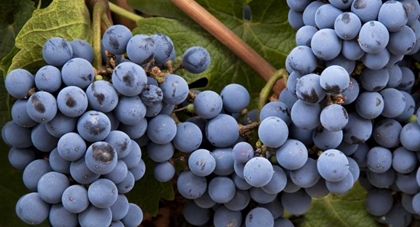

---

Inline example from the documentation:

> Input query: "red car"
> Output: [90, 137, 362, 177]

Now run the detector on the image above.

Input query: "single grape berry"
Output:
[182, 46, 210, 73]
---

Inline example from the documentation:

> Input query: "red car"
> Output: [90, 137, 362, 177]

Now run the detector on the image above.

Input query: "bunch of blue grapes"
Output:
[2, 22, 212, 226]
[283, 0, 420, 226]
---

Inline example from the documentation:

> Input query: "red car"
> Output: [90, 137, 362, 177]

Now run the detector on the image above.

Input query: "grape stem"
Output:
[92, 1, 108, 70]
[170, 0, 285, 95]
[257, 69, 288, 119]
[109, 2, 143, 22]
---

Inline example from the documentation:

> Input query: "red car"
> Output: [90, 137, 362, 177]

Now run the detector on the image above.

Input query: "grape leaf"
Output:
[297, 182, 380, 227]
[129, 0, 296, 107]
[2, 0, 92, 76]
[0, 0, 35, 78]
[126, 155, 174, 216]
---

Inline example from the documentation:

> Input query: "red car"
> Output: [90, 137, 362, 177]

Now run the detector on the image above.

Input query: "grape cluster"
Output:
[284, 0, 420, 226]
[2, 23, 211, 226]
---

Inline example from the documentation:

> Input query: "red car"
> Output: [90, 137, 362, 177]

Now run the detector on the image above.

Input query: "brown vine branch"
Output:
[170, 0, 285, 95]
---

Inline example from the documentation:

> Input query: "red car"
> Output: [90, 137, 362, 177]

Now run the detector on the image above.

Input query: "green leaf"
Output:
[297, 182, 380, 227]
[0, 47, 19, 79]
[5, 0, 92, 75]
[0, 0, 35, 78]
[126, 155, 174, 216]
[130, 0, 296, 108]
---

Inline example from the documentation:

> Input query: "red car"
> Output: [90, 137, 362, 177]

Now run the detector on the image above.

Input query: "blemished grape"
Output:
[77, 110, 111, 142]
[351, 0, 382, 23]
[26, 91, 57, 123]
[355, 91, 384, 120]
[188, 149, 216, 177]
[102, 24, 132, 55]
[177, 171, 207, 199]
[140, 85, 163, 107]
[295, 73, 326, 103]
[104, 130, 132, 159]
[111, 61, 148, 96]
[182, 46, 211, 73]
[193, 90, 223, 119]
[42, 37, 73, 67]
[387, 25, 416, 56]
[34, 65, 62, 93]
[320, 104, 348, 131]
[358, 21, 389, 54]
[126, 34, 156, 65]
[57, 85, 88, 118]
[150, 33, 176, 67]
[286, 45, 317, 75]
[159, 74, 189, 105]
[61, 57, 94, 89]
[320, 65, 350, 94]
[334, 12, 361, 40]
[85, 141, 118, 175]
[86, 80, 119, 113]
